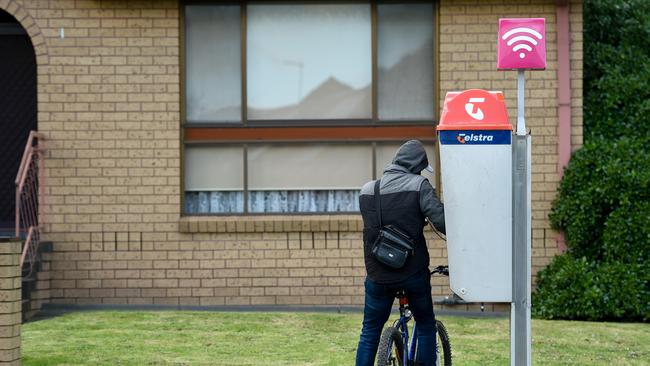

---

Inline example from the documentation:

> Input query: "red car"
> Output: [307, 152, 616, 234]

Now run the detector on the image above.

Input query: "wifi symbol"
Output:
[501, 27, 543, 59]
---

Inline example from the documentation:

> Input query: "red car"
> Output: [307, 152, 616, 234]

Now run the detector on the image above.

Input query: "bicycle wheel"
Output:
[376, 326, 404, 366]
[436, 320, 452, 366]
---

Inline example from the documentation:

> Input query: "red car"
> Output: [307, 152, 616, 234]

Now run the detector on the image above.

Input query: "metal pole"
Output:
[511, 68, 532, 366]
[516, 70, 526, 136]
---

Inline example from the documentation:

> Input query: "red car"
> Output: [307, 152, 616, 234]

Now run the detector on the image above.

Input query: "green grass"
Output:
[22, 311, 649, 365]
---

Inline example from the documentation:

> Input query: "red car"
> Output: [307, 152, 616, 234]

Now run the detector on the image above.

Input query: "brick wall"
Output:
[2, 0, 582, 309]
[569, 0, 583, 149]
[0, 239, 21, 365]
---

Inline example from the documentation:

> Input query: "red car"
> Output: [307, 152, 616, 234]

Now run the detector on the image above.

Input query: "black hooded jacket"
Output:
[359, 140, 446, 284]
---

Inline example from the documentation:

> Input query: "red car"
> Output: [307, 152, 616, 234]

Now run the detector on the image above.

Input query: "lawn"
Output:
[22, 311, 649, 365]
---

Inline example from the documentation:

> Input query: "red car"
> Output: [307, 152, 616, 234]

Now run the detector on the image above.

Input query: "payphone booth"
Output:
[437, 89, 513, 303]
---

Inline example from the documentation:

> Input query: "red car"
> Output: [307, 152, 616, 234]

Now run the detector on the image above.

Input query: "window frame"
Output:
[180, 0, 441, 216]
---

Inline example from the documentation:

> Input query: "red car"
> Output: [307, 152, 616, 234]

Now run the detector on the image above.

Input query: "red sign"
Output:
[437, 89, 512, 131]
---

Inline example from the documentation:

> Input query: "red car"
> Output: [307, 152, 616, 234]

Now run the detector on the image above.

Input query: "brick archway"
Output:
[0, 0, 49, 65]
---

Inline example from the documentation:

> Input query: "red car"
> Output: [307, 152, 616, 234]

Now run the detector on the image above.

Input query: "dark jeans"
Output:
[355, 269, 437, 366]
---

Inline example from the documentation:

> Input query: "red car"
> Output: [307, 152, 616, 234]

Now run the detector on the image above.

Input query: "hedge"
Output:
[583, 0, 650, 141]
[548, 137, 650, 261]
[534, 256, 649, 321]
[533, 0, 650, 321]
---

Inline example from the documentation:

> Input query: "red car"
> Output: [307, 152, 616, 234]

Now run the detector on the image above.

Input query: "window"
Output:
[377, 4, 434, 120]
[247, 143, 372, 213]
[184, 146, 244, 213]
[185, 5, 241, 123]
[183, 1, 438, 214]
[247, 4, 372, 120]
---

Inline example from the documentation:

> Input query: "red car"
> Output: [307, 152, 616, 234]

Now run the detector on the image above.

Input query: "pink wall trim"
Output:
[556, 0, 571, 252]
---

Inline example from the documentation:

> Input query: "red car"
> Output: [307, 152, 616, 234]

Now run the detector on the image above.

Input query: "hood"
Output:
[388, 140, 430, 174]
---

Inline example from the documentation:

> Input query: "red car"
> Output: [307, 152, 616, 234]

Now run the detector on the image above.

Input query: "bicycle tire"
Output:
[436, 320, 452, 366]
[376, 326, 404, 366]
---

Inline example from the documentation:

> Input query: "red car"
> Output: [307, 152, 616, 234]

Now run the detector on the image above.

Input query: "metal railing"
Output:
[15, 131, 45, 276]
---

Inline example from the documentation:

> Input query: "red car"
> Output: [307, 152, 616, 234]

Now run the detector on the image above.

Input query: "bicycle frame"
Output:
[395, 293, 419, 365]
[393, 266, 449, 366]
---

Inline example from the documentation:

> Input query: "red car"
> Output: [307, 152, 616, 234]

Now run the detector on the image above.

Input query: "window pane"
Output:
[184, 145, 244, 191]
[375, 142, 436, 184]
[185, 5, 241, 123]
[185, 191, 244, 214]
[248, 190, 359, 213]
[247, 144, 373, 190]
[377, 4, 434, 120]
[247, 4, 372, 120]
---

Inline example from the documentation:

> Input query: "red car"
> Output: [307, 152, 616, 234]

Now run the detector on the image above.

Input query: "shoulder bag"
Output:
[371, 179, 415, 269]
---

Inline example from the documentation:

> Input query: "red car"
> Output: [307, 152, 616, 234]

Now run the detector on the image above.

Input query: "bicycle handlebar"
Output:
[393, 265, 449, 300]
[430, 265, 449, 276]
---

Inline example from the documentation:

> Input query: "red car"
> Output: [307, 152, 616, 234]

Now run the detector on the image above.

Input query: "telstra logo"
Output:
[456, 133, 494, 144]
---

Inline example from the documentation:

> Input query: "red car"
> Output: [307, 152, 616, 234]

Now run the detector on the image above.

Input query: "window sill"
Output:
[179, 215, 363, 233]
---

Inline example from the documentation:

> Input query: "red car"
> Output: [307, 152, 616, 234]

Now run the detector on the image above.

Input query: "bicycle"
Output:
[375, 265, 452, 366]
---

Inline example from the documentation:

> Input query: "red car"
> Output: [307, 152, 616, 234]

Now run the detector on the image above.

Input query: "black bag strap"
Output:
[374, 179, 382, 227]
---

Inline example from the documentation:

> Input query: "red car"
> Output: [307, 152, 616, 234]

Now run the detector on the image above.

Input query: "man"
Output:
[356, 140, 446, 366]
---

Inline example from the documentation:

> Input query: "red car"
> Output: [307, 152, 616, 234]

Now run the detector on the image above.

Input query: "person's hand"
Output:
[425, 219, 446, 241]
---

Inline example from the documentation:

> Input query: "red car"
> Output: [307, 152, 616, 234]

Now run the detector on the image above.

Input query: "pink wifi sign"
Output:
[497, 18, 546, 70]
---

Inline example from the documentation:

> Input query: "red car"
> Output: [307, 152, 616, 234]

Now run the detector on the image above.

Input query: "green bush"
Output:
[548, 137, 650, 260]
[534, 1, 650, 321]
[602, 200, 650, 265]
[584, 0, 650, 140]
[535, 137, 650, 321]
[534, 256, 650, 321]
